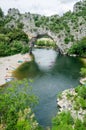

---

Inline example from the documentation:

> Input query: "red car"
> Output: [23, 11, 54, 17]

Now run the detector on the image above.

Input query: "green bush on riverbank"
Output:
[52, 111, 86, 130]
[0, 28, 29, 56]
[0, 79, 42, 130]
[0, 29, 30, 56]
[35, 40, 56, 48]
[80, 67, 86, 77]
[68, 37, 86, 57]
[0, 40, 29, 56]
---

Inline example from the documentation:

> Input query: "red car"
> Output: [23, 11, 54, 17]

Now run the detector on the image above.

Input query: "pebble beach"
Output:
[0, 53, 31, 86]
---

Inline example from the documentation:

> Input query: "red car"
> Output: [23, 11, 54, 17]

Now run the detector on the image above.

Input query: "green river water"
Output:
[13, 48, 84, 128]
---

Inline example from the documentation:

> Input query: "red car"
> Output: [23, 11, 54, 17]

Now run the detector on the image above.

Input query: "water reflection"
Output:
[13, 60, 41, 79]
[32, 48, 57, 71]
[51, 55, 82, 79]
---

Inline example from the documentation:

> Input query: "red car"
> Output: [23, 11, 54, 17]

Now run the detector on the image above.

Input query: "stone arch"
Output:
[36, 33, 54, 41]
[29, 32, 57, 54]
[28, 28, 65, 54]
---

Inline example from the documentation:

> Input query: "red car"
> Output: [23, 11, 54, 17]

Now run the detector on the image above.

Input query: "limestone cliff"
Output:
[4, 0, 86, 54]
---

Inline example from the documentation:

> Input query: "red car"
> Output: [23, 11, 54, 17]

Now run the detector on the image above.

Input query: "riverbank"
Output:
[0, 53, 31, 86]
[57, 88, 86, 121]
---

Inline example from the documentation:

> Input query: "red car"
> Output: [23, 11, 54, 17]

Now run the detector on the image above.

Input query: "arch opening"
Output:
[29, 33, 57, 54]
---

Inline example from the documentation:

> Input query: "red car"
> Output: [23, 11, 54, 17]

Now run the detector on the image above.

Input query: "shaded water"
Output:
[13, 49, 84, 128]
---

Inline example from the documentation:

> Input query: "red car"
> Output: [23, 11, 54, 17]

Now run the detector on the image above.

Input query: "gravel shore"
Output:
[0, 53, 31, 86]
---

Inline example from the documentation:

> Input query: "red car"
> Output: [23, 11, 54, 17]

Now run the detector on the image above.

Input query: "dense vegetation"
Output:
[0, 8, 29, 57]
[35, 39, 56, 48]
[80, 67, 86, 77]
[52, 110, 86, 130]
[68, 37, 86, 57]
[0, 79, 42, 130]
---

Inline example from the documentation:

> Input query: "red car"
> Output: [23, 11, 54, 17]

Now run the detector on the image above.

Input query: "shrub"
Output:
[21, 45, 30, 54]
[0, 42, 9, 56]
[75, 119, 86, 130]
[80, 67, 86, 77]
[36, 40, 56, 48]
[52, 111, 74, 130]
[68, 37, 86, 56]
[64, 37, 70, 44]
[0, 79, 39, 130]
[10, 41, 23, 54]
[75, 85, 86, 99]
[0, 34, 10, 43]
[7, 29, 29, 43]
[0, 40, 29, 56]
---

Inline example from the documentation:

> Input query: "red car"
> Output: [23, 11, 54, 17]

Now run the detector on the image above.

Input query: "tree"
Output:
[0, 79, 39, 130]
[0, 8, 4, 17]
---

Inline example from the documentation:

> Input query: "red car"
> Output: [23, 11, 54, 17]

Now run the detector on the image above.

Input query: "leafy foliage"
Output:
[0, 79, 40, 130]
[0, 25, 29, 56]
[75, 85, 86, 99]
[80, 67, 86, 77]
[7, 29, 29, 43]
[52, 111, 74, 130]
[36, 40, 56, 48]
[72, 85, 86, 110]
[68, 37, 86, 57]
[64, 37, 70, 44]
[0, 41, 29, 56]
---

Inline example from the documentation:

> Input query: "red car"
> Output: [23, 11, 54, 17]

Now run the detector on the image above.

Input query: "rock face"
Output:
[5, 0, 86, 54]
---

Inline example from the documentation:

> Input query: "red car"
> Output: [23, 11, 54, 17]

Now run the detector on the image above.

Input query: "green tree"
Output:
[0, 8, 4, 17]
[68, 37, 86, 56]
[0, 79, 39, 130]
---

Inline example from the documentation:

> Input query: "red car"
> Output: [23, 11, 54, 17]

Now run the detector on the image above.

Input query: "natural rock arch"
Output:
[28, 29, 64, 54]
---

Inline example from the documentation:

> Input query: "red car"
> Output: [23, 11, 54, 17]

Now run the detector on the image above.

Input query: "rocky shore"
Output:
[57, 88, 86, 121]
[80, 77, 86, 85]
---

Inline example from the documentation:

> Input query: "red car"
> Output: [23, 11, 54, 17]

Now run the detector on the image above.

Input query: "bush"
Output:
[0, 34, 10, 43]
[10, 41, 23, 54]
[64, 37, 70, 44]
[0, 42, 9, 56]
[36, 40, 56, 48]
[21, 45, 29, 54]
[75, 85, 86, 99]
[7, 29, 29, 43]
[75, 118, 86, 130]
[0, 79, 39, 130]
[74, 85, 86, 110]
[52, 110, 86, 130]
[52, 111, 74, 130]
[0, 40, 29, 56]
[68, 37, 86, 57]
[80, 67, 86, 77]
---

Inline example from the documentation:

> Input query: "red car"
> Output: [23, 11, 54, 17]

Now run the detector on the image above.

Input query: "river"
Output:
[13, 48, 84, 128]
